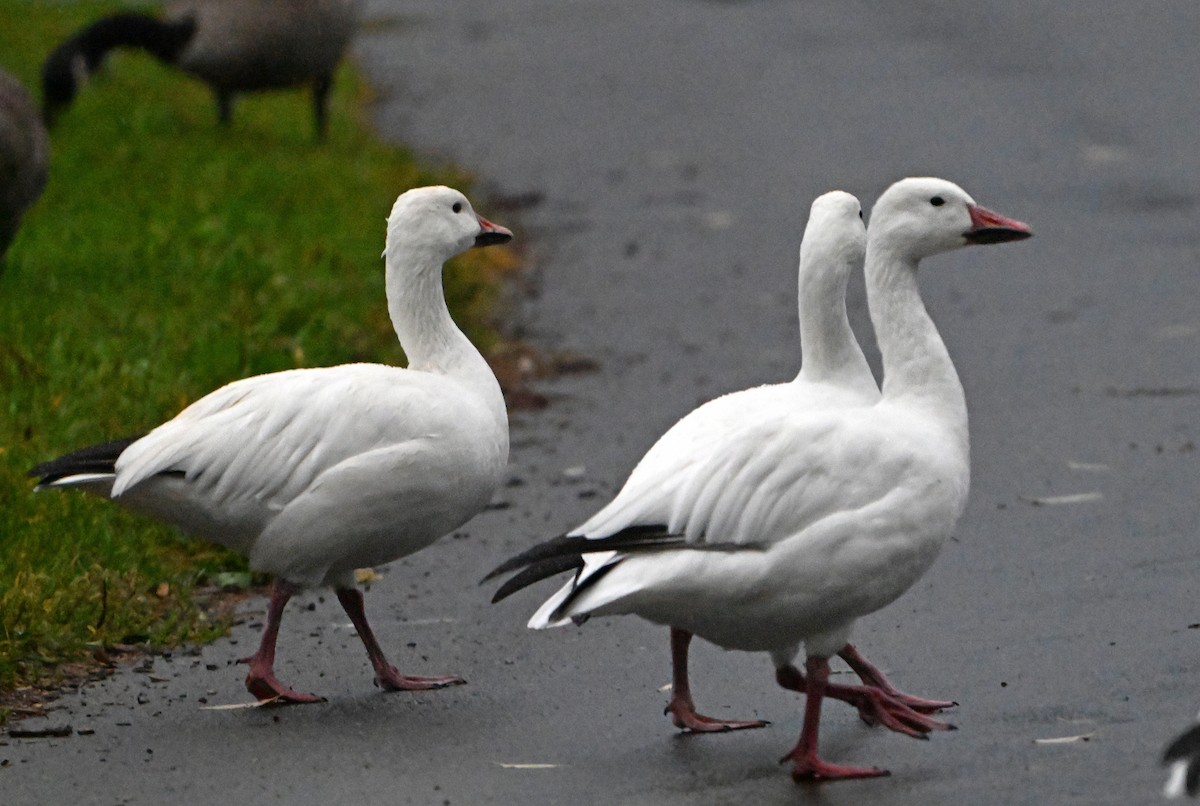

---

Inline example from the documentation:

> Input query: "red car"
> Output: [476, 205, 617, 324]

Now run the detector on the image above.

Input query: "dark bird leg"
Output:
[214, 88, 233, 127]
[838, 643, 956, 714]
[312, 72, 332, 141]
[0, 228, 14, 273]
[239, 578, 324, 703]
[335, 587, 466, 691]
[777, 656, 890, 782]
[664, 627, 769, 733]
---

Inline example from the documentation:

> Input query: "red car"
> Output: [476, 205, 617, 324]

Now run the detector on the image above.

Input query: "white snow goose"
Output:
[31, 185, 512, 704]
[492, 190, 944, 734]
[486, 177, 1031, 781]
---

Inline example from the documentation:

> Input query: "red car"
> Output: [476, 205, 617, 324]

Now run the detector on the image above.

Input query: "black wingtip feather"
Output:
[484, 524, 707, 609]
[29, 435, 143, 485]
[481, 534, 576, 583]
[1165, 723, 1200, 764]
[481, 524, 684, 585]
[547, 558, 621, 623]
[491, 554, 585, 603]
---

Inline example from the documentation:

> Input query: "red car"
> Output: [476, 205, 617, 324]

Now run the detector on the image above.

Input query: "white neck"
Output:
[864, 239, 968, 446]
[384, 243, 505, 418]
[795, 259, 876, 397]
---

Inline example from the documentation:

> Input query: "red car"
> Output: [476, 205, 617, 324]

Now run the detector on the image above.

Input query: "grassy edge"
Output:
[0, 0, 522, 715]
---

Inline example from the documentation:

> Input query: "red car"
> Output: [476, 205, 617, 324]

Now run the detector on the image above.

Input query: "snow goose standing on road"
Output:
[487, 178, 1031, 781]
[493, 190, 949, 733]
[31, 185, 512, 703]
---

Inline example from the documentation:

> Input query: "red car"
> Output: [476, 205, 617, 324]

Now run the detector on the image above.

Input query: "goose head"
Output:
[385, 186, 513, 266]
[801, 190, 867, 277]
[868, 177, 1031, 261]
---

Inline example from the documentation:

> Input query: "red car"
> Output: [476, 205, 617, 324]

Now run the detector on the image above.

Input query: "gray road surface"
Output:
[5, 1, 1200, 804]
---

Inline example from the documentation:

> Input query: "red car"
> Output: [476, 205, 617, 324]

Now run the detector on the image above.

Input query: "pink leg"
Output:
[839, 643, 957, 714]
[663, 627, 769, 733]
[823, 678, 955, 737]
[776, 662, 952, 739]
[778, 656, 890, 782]
[239, 578, 324, 704]
[335, 587, 466, 691]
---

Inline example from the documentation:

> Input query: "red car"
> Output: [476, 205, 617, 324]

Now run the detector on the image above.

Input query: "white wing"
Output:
[113, 363, 479, 514]
[528, 401, 966, 635]
[573, 379, 876, 539]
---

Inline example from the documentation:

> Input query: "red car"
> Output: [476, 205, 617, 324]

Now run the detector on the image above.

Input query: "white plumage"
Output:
[110, 362, 505, 586]
[529, 191, 888, 734]
[34, 185, 512, 702]
[572, 191, 876, 544]
[489, 178, 1032, 781]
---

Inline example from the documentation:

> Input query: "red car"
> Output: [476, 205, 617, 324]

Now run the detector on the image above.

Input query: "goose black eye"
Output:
[930, 196, 945, 207]
[452, 202, 463, 213]
[858, 210, 864, 220]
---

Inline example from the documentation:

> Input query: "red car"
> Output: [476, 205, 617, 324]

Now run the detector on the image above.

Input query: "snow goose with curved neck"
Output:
[31, 185, 512, 703]
[487, 177, 1031, 781]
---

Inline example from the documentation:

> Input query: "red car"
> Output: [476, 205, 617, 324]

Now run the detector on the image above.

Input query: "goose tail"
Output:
[29, 435, 141, 492]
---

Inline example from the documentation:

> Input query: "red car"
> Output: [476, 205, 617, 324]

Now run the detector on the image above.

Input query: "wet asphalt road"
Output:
[6, 1, 1200, 804]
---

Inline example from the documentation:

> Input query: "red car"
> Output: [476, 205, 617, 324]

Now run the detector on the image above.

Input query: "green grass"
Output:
[0, 1, 513, 698]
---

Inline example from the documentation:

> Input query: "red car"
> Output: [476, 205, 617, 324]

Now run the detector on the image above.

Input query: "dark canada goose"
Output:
[42, 0, 362, 139]
[0, 68, 49, 264]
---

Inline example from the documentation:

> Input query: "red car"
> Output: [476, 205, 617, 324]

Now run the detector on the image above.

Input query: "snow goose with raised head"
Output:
[492, 190, 948, 734]
[32, 185, 512, 703]
[487, 177, 1031, 781]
